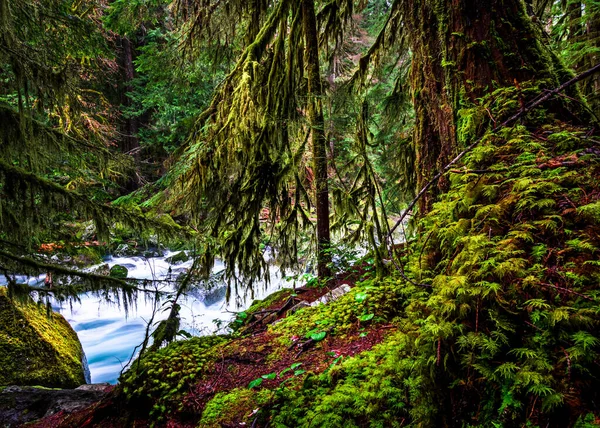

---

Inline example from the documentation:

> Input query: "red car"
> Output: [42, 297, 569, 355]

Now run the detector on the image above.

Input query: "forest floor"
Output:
[26, 266, 394, 427]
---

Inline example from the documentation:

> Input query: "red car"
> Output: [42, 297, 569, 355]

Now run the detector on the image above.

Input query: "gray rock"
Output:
[81, 222, 96, 241]
[310, 284, 352, 307]
[76, 383, 110, 391]
[203, 285, 228, 306]
[0, 385, 109, 426]
[92, 264, 110, 276]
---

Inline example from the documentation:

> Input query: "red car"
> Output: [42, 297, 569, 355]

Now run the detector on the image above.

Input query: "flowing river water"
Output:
[3, 251, 294, 384]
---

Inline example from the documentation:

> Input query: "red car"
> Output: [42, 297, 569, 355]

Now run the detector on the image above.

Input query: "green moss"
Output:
[119, 335, 228, 420]
[198, 388, 272, 427]
[246, 288, 293, 315]
[264, 125, 600, 427]
[109, 264, 128, 278]
[270, 278, 403, 343]
[70, 246, 104, 267]
[0, 288, 86, 388]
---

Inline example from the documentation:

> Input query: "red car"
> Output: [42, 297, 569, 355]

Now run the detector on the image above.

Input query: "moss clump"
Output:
[109, 264, 128, 278]
[119, 335, 228, 421]
[70, 246, 104, 267]
[270, 277, 402, 343]
[0, 288, 86, 388]
[198, 388, 273, 427]
[246, 288, 293, 315]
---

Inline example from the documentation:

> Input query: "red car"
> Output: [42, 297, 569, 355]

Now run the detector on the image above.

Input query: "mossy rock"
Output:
[165, 251, 189, 265]
[0, 288, 86, 388]
[71, 246, 104, 267]
[109, 264, 128, 278]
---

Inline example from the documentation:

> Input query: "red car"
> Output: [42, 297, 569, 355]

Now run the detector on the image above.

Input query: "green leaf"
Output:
[248, 378, 263, 389]
[355, 292, 368, 303]
[358, 313, 374, 322]
[310, 331, 327, 341]
[359, 332, 368, 337]
[262, 372, 277, 380]
[290, 362, 303, 370]
[294, 369, 306, 376]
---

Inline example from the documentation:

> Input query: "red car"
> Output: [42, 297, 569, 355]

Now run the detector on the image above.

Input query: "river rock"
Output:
[109, 264, 128, 278]
[0, 288, 87, 388]
[92, 263, 110, 276]
[166, 251, 189, 265]
[0, 384, 110, 426]
[203, 285, 228, 306]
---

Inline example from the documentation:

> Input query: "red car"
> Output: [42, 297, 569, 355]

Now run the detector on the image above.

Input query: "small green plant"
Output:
[248, 363, 305, 390]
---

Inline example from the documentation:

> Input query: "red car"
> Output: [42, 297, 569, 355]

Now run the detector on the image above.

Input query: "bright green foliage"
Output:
[265, 119, 600, 426]
[271, 277, 404, 341]
[119, 335, 227, 420]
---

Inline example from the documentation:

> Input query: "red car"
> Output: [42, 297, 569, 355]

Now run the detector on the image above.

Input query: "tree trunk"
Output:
[302, 0, 331, 280]
[119, 36, 142, 189]
[404, 0, 576, 213]
[583, 1, 600, 116]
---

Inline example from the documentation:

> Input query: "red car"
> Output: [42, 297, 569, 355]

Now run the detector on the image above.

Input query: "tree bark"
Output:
[302, 0, 331, 279]
[404, 0, 577, 213]
[583, 1, 600, 116]
[119, 36, 142, 189]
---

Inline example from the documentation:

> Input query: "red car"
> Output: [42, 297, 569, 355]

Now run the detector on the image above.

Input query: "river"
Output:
[4, 251, 294, 384]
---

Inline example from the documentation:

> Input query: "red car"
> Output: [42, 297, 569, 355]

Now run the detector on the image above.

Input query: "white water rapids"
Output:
[2, 251, 295, 384]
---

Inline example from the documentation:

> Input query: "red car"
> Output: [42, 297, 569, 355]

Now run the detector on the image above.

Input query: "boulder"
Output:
[0, 384, 110, 427]
[109, 264, 128, 278]
[166, 251, 189, 265]
[0, 288, 87, 388]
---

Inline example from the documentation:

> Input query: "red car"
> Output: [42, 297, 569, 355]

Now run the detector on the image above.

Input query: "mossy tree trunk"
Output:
[405, 0, 573, 212]
[302, 0, 332, 279]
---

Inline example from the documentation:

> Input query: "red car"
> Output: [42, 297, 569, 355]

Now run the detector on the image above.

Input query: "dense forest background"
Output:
[3, 0, 600, 426]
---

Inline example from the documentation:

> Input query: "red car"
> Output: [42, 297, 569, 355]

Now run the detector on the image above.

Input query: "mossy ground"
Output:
[0, 288, 86, 388]
[29, 123, 600, 427]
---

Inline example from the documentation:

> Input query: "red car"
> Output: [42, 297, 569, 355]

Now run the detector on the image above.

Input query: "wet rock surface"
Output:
[0, 384, 110, 426]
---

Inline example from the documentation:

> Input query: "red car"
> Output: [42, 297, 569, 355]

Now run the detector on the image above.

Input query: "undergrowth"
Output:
[119, 335, 227, 422]
[116, 121, 600, 427]
[266, 123, 600, 427]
